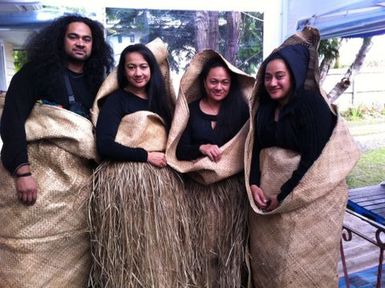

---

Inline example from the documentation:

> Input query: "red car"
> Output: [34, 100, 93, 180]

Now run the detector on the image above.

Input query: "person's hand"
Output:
[265, 195, 279, 211]
[199, 144, 222, 162]
[250, 184, 269, 210]
[14, 170, 37, 206]
[147, 152, 167, 168]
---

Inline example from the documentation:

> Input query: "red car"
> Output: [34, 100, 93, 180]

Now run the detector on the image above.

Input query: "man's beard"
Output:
[65, 53, 90, 66]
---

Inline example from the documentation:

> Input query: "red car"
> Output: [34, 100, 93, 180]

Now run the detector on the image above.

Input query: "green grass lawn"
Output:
[344, 118, 385, 188]
[347, 147, 385, 188]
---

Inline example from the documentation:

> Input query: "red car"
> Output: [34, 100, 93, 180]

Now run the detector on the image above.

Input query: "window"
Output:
[106, 8, 263, 75]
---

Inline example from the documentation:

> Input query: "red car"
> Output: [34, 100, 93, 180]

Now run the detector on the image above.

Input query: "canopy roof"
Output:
[297, 0, 385, 38]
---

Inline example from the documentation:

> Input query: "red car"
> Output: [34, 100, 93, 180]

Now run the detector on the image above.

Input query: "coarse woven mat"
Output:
[244, 27, 361, 288]
[0, 95, 96, 287]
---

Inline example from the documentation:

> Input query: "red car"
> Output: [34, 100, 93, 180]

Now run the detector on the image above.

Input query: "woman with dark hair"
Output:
[89, 40, 192, 288]
[176, 57, 248, 161]
[245, 27, 360, 287]
[248, 43, 336, 211]
[167, 51, 254, 287]
[96, 43, 173, 163]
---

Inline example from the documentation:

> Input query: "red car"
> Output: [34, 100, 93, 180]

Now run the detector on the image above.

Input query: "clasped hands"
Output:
[199, 144, 222, 162]
[147, 151, 167, 168]
[250, 184, 279, 211]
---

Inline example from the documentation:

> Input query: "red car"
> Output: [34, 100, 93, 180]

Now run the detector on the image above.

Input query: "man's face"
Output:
[64, 22, 93, 62]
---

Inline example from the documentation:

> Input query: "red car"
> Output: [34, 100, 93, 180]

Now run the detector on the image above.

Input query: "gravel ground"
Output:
[354, 132, 385, 151]
[348, 120, 385, 151]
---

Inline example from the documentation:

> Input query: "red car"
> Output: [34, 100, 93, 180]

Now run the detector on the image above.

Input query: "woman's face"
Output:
[204, 66, 231, 103]
[124, 52, 151, 89]
[264, 59, 292, 102]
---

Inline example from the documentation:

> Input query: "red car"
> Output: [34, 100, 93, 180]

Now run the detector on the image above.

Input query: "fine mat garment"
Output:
[0, 96, 96, 287]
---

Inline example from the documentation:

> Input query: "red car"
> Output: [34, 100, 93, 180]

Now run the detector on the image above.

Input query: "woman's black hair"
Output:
[117, 43, 173, 130]
[199, 57, 248, 142]
[258, 53, 294, 104]
[259, 44, 310, 105]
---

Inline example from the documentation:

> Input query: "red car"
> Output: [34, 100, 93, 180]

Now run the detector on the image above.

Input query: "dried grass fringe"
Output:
[88, 161, 195, 288]
[186, 175, 249, 288]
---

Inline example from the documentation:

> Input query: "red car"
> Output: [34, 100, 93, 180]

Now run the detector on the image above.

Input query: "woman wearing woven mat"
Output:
[176, 57, 248, 163]
[245, 27, 360, 287]
[89, 41, 193, 287]
[169, 53, 253, 287]
[249, 44, 336, 212]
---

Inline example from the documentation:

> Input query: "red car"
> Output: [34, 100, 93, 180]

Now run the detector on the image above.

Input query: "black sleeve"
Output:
[175, 118, 203, 161]
[240, 100, 250, 127]
[96, 92, 148, 162]
[277, 95, 335, 202]
[0, 65, 38, 174]
[249, 125, 261, 186]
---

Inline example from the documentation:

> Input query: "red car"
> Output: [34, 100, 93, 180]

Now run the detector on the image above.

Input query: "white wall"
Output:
[263, 0, 364, 57]
[262, 0, 284, 58]
[0, 40, 5, 91]
[244, 0, 346, 59]
[4, 41, 14, 89]
[0, 39, 15, 91]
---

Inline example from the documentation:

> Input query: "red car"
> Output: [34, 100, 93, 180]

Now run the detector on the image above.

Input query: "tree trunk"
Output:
[208, 11, 219, 51]
[195, 11, 219, 52]
[319, 57, 334, 85]
[319, 39, 342, 85]
[328, 37, 372, 103]
[225, 12, 241, 65]
[195, 11, 209, 52]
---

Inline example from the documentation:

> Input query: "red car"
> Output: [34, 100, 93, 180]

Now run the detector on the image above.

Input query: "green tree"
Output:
[318, 37, 373, 103]
[13, 50, 27, 72]
[318, 38, 341, 84]
[106, 8, 263, 74]
[237, 12, 263, 74]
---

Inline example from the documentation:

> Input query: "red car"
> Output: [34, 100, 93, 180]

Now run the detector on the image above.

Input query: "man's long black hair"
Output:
[25, 14, 114, 96]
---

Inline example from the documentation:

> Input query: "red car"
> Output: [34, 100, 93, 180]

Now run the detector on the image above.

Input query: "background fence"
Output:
[322, 68, 385, 112]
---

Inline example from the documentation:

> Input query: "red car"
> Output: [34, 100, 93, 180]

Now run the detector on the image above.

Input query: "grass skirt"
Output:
[185, 174, 248, 287]
[88, 161, 194, 287]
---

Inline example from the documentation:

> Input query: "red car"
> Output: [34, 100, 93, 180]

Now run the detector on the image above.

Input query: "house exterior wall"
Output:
[4, 41, 14, 89]
[0, 39, 15, 91]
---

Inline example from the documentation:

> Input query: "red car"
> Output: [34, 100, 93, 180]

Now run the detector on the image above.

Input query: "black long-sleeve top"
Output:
[0, 62, 92, 174]
[96, 89, 150, 162]
[249, 90, 336, 202]
[176, 99, 248, 161]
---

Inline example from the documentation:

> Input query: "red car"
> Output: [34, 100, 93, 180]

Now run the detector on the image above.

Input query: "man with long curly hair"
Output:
[0, 15, 114, 205]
